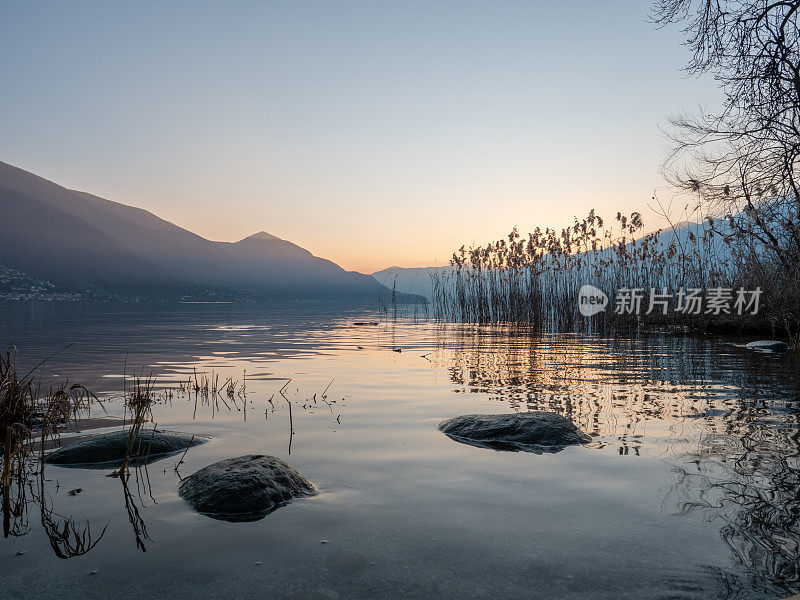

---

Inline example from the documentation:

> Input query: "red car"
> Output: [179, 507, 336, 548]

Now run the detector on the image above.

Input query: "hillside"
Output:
[370, 266, 451, 301]
[0, 160, 421, 303]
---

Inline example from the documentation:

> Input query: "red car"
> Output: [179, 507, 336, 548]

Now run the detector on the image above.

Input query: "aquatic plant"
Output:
[0, 350, 160, 555]
[120, 372, 156, 476]
[432, 202, 797, 342]
[176, 368, 246, 419]
[0, 348, 96, 540]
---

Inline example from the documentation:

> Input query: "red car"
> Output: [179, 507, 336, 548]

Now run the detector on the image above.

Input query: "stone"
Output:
[438, 412, 591, 453]
[45, 428, 204, 468]
[179, 454, 315, 522]
[745, 340, 789, 353]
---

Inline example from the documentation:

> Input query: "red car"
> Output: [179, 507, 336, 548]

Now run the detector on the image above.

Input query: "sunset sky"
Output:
[0, 1, 720, 273]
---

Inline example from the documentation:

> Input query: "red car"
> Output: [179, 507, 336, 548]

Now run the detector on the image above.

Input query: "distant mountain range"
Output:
[370, 266, 451, 302]
[0, 160, 422, 303]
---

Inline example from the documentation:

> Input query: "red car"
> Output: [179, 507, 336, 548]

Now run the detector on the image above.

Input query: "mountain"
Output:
[370, 266, 451, 301]
[0, 160, 421, 303]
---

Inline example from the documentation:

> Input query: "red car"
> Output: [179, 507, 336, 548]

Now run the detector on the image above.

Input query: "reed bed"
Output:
[432, 204, 798, 341]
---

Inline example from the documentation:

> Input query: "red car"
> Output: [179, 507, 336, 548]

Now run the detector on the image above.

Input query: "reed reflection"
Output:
[436, 325, 800, 597]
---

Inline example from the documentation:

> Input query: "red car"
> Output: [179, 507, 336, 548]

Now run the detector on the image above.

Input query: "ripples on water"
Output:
[0, 301, 798, 600]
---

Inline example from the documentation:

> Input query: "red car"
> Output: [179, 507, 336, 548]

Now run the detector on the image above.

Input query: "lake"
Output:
[1, 301, 798, 600]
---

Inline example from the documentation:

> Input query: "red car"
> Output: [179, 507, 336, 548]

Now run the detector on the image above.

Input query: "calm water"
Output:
[1, 301, 799, 600]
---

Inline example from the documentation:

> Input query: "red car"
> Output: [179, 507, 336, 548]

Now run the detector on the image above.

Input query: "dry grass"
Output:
[1, 348, 97, 540]
[432, 204, 797, 342]
[120, 372, 156, 476]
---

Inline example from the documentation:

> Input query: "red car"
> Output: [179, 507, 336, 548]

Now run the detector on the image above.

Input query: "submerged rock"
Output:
[45, 428, 204, 468]
[179, 454, 316, 522]
[745, 340, 789, 353]
[438, 412, 591, 453]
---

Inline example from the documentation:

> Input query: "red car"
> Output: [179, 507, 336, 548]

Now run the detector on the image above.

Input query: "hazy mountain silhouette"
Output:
[371, 266, 451, 301]
[0, 160, 420, 303]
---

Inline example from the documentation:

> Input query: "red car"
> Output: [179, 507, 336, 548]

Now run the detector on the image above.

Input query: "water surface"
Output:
[1, 302, 798, 600]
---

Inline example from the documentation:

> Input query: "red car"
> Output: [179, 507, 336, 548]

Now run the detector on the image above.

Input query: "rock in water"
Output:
[438, 412, 591, 453]
[179, 455, 316, 522]
[745, 340, 789, 353]
[45, 428, 204, 467]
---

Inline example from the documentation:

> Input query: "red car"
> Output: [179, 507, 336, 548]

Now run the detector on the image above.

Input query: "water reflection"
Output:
[665, 420, 800, 597]
[2, 435, 164, 558]
[436, 327, 799, 454]
[119, 472, 151, 553]
[436, 324, 800, 597]
[1, 365, 340, 560]
[39, 472, 108, 559]
[2, 460, 109, 559]
[2, 303, 800, 598]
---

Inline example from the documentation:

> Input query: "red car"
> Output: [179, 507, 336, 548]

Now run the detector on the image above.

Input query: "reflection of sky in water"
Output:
[1, 302, 799, 599]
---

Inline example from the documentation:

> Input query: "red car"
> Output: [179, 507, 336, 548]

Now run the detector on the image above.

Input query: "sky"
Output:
[0, 1, 721, 273]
